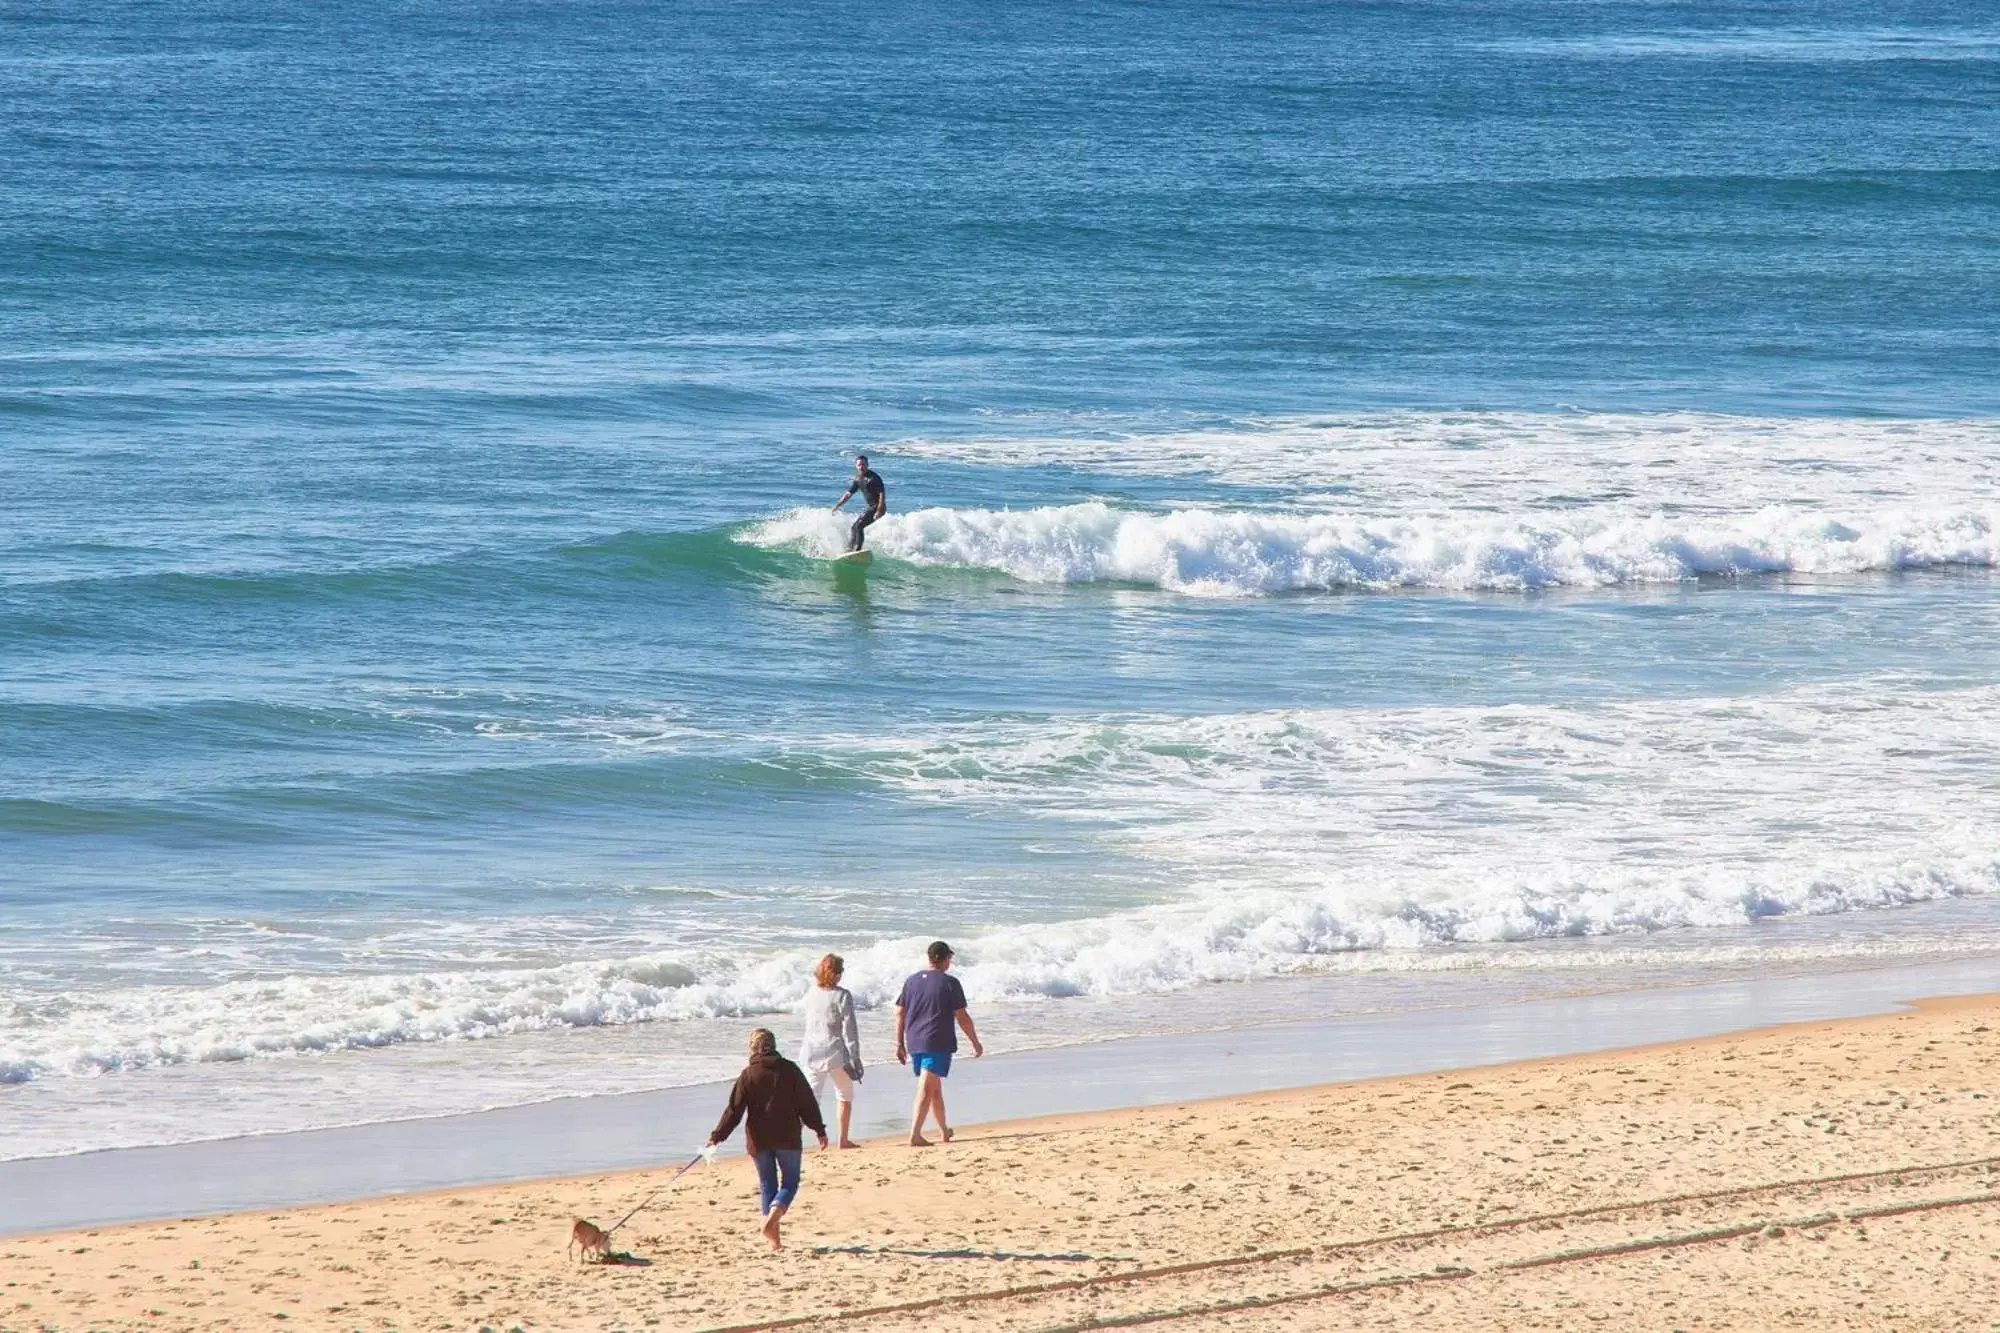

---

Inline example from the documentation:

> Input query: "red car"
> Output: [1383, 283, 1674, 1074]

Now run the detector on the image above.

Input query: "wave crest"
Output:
[744, 502, 2000, 594]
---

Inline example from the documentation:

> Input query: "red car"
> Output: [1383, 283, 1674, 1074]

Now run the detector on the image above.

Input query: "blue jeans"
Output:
[752, 1148, 802, 1214]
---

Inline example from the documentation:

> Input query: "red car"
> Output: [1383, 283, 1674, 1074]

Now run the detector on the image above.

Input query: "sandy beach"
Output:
[7, 992, 2000, 1332]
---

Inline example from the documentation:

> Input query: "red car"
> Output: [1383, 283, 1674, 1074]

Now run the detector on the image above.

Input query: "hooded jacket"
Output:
[710, 1051, 826, 1154]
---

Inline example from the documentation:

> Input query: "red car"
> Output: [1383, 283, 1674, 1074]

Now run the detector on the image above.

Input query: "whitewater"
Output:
[748, 500, 1999, 594]
[750, 413, 2000, 594]
[10, 675, 2000, 1092]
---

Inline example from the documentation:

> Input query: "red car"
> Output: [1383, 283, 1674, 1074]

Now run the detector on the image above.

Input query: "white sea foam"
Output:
[854, 682, 2000, 947]
[745, 500, 1999, 594]
[8, 680, 2000, 1087]
[840, 414, 2000, 589]
[893, 412, 2000, 511]
[6, 860, 1996, 1089]
[6, 872, 1997, 1088]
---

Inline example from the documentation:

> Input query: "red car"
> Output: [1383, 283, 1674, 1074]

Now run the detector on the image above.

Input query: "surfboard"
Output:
[833, 549, 872, 568]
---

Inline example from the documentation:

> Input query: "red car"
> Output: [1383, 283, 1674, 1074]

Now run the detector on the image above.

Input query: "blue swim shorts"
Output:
[910, 1051, 953, 1078]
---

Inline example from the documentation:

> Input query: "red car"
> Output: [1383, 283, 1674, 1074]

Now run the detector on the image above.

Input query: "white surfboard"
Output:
[832, 549, 872, 568]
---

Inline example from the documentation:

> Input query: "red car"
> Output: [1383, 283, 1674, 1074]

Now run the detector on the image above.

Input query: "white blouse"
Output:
[798, 984, 861, 1076]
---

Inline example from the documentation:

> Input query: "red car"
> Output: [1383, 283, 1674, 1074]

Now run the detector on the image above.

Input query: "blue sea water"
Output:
[4, 0, 2000, 1156]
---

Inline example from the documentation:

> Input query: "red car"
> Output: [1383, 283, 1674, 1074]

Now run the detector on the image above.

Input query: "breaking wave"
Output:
[6, 848, 1998, 1086]
[12, 679, 2000, 1085]
[744, 501, 2000, 594]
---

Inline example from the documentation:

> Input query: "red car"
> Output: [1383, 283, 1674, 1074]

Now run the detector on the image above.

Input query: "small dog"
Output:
[568, 1217, 611, 1263]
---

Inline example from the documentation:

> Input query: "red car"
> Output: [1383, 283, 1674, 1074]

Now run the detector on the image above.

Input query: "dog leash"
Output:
[608, 1146, 712, 1235]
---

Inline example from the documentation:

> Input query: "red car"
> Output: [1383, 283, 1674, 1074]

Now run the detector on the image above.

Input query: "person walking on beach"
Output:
[707, 1028, 828, 1251]
[894, 940, 982, 1147]
[832, 454, 887, 552]
[799, 953, 864, 1150]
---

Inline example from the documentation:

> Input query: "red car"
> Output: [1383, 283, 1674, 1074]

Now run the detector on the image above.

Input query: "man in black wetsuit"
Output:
[832, 455, 887, 552]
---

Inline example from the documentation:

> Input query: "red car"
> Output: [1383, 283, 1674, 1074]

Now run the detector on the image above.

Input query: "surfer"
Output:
[832, 455, 887, 552]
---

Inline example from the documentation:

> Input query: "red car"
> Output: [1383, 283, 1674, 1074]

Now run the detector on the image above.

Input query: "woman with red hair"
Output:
[798, 953, 863, 1149]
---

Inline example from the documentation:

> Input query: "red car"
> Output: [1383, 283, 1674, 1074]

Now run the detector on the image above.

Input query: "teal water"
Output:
[4, 0, 2000, 1156]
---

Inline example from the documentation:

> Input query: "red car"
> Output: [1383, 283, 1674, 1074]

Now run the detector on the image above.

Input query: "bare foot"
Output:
[908, 1134, 933, 1147]
[941, 1126, 955, 1143]
[837, 1139, 860, 1149]
[761, 1206, 785, 1251]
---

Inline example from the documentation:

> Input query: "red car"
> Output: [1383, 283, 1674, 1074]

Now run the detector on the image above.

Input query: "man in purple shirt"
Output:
[894, 940, 983, 1147]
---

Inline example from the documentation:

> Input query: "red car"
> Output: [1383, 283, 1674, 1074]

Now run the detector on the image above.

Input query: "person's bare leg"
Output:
[837, 1098, 857, 1149]
[933, 1082, 952, 1142]
[761, 1203, 785, 1251]
[908, 1072, 936, 1146]
[925, 1077, 949, 1139]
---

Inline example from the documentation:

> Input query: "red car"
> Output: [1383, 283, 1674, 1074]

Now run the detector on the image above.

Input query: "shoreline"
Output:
[7, 951, 2000, 1239]
[7, 978, 2000, 1331]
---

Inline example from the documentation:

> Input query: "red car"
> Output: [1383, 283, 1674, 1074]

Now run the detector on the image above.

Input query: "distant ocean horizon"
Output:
[4, 0, 1998, 1160]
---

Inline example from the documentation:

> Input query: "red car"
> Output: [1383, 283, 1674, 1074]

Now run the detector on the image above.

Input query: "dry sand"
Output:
[6, 993, 2000, 1332]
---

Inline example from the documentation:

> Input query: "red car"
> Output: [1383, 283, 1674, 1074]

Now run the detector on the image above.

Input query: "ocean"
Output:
[4, 0, 1999, 1161]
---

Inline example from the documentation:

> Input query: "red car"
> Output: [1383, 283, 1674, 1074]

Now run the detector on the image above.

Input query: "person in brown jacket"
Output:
[707, 1027, 829, 1250]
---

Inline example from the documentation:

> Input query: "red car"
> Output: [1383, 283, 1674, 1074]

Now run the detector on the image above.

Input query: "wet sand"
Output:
[6, 991, 2000, 1331]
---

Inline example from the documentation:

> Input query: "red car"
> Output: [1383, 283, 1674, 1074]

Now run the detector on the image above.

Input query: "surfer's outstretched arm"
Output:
[832, 485, 856, 513]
